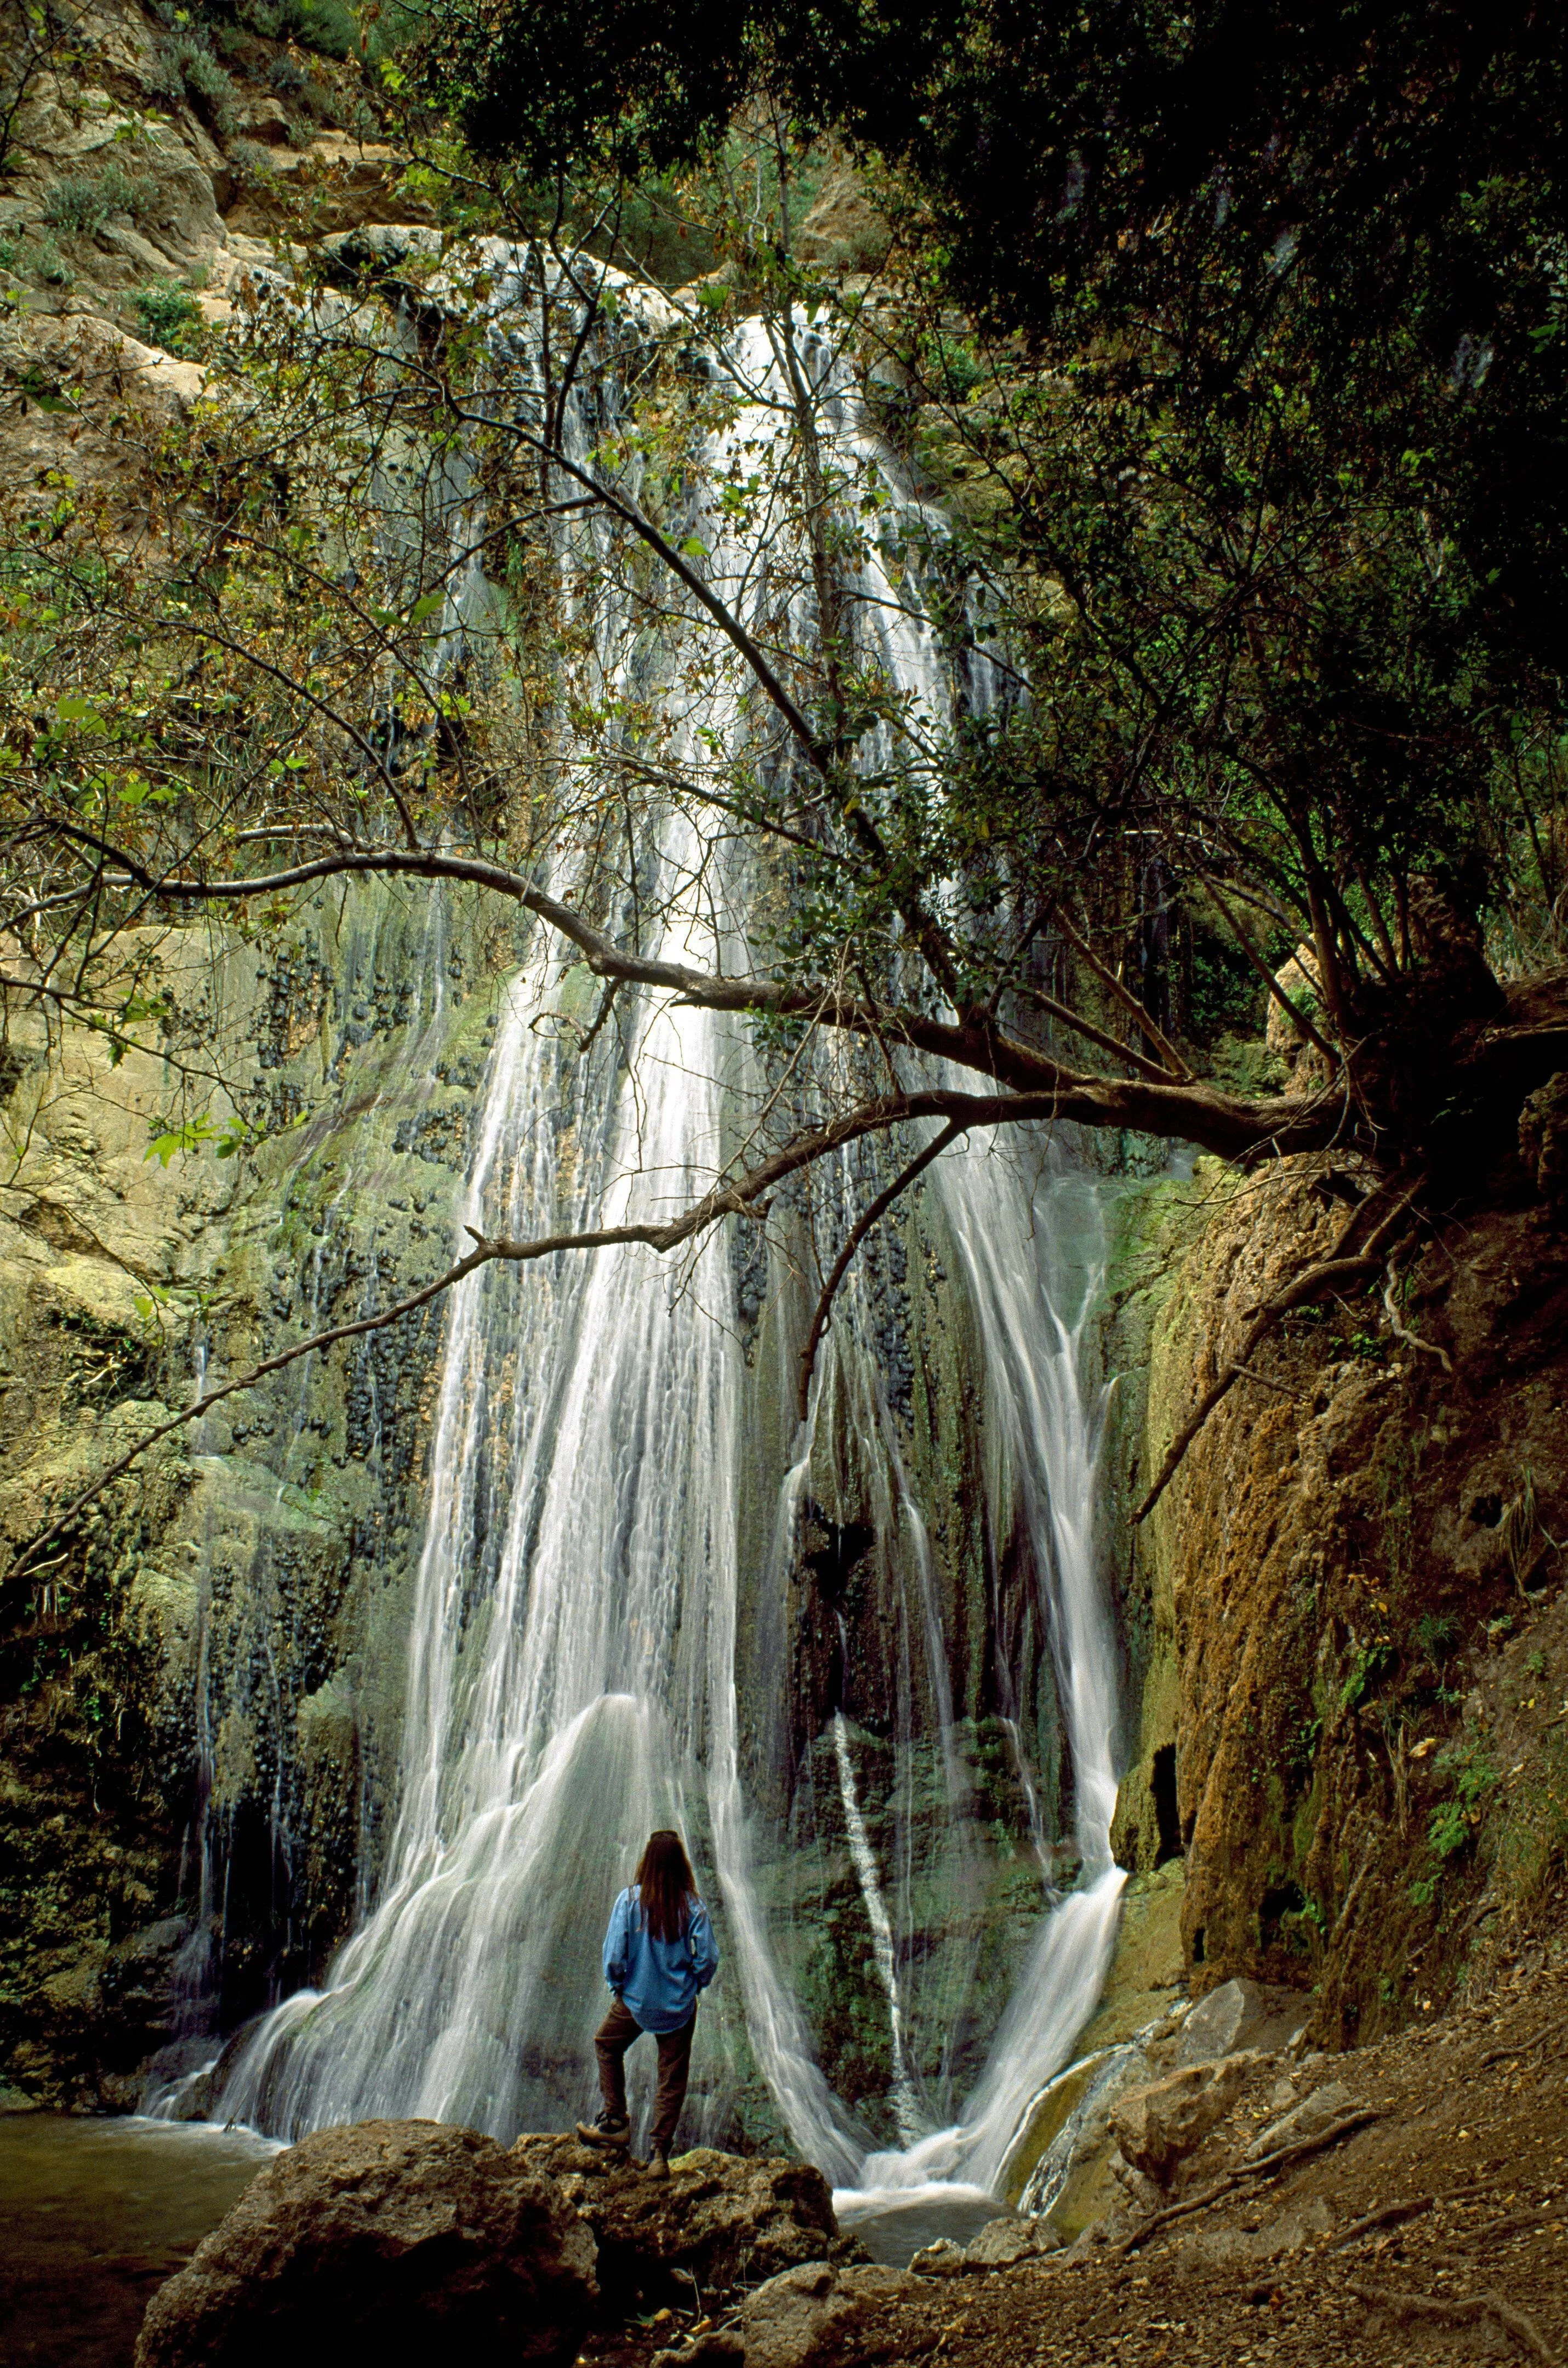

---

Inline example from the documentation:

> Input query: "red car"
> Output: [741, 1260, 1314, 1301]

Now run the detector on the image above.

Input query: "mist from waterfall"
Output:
[213, 278, 1125, 2199]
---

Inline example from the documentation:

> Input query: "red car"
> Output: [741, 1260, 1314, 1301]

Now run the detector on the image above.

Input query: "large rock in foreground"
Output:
[510, 2136, 841, 2299]
[135, 2119, 597, 2368]
[1110, 2053, 1266, 2184]
[738, 2262, 914, 2368]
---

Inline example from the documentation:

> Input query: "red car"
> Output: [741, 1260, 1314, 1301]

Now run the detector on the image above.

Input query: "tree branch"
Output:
[39, 833, 1354, 1157]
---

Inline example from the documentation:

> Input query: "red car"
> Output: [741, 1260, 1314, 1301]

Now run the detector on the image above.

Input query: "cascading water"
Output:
[214, 266, 1127, 2208]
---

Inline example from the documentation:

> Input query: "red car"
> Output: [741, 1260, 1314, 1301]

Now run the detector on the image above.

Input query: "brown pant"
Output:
[595, 1998, 695, 2150]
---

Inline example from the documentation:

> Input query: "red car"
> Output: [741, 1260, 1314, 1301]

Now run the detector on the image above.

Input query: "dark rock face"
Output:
[134, 2119, 597, 2368]
[509, 2136, 840, 2301]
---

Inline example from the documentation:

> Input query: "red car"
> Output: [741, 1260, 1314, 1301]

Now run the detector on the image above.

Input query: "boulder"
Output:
[1175, 1978, 1268, 2067]
[1111, 2052, 1267, 2183]
[1244, 2079, 1358, 2162]
[910, 2216, 1062, 2276]
[134, 2119, 597, 2368]
[739, 2261, 913, 2368]
[510, 2137, 839, 2300]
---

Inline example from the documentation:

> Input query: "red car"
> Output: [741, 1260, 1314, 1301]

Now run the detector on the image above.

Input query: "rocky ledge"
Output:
[134, 2120, 869, 2368]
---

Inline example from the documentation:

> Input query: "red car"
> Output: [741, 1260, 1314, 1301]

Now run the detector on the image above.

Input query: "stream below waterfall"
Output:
[136, 277, 1131, 2233]
[0, 2115, 278, 2368]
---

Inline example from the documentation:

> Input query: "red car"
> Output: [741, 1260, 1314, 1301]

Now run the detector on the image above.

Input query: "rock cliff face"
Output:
[1109, 1147, 1568, 2045]
[0, 884, 519, 2102]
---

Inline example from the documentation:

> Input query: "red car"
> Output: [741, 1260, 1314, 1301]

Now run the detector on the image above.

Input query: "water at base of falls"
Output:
[198, 288, 1128, 2219]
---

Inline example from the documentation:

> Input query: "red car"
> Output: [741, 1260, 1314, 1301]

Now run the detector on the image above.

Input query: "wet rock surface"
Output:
[134, 2118, 597, 2368]
[911, 2216, 1063, 2276]
[509, 2137, 843, 2302]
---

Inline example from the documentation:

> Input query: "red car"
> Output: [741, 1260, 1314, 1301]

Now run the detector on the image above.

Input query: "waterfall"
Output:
[213, 274, 1125, 2197]
[833, 1703, 921, 2145]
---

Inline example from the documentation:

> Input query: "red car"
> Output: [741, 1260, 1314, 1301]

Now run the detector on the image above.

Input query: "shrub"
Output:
[250, 0, 357, 57]
[160, 33, 239, 131]
[226, 138, 279, 186]
[130, 280, 203, 357]
[42, 163, 149, 236]
[32, 238, 73, 287]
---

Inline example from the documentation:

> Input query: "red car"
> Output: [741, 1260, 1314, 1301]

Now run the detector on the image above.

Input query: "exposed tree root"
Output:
[1115, 2110, 1384, 2256]
[1330, 2195, 1434, 2249]
[1349, 2280, 1560, 2366]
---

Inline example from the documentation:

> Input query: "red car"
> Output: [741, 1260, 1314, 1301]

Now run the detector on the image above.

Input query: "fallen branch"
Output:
[1348, 2281, 1559, 2367]
[1115, 2109, 1383, 2257]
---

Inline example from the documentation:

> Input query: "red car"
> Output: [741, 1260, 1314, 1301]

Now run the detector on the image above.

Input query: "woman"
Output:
[576, 1829, 719, 2178]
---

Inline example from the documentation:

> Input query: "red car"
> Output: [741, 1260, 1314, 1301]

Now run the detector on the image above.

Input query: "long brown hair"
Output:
[635, 1830, 697, 1943]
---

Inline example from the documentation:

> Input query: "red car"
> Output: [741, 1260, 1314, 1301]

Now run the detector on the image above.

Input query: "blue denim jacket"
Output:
[603, 1884, 719, 2034]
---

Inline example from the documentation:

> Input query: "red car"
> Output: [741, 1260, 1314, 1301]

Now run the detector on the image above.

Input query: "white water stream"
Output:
[210, 280, 1126, 2215]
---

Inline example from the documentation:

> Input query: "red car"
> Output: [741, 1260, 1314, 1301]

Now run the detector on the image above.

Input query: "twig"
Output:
[1230, 1362, 1295, 1396]
[1348, 2281, 1559, 2366]
[1050, 903, 1193, 1081]
[1134, 1174, 1425, 1524]
[1382, 1261, 1452, 1370]
[1133, 1257, 1377, 1523]
[1195, 872, 1338, 1068]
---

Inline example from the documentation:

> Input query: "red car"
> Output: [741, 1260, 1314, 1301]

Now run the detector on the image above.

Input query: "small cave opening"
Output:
[1259, 1879, 1307, 1951]
[1151, 1742, 1182, 1864]
[801, 1510, 875, 1604]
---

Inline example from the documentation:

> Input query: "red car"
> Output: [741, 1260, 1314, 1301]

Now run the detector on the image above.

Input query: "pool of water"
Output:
[0, 2113, 278, 2367]
[834, 2182, 1008, 2267]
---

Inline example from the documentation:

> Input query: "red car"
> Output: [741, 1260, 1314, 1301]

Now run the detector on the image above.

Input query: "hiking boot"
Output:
[575, 2110, 630, 2151]
[645, 2143, 670, 2180]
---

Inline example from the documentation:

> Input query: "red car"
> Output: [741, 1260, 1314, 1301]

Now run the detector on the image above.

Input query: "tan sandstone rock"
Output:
[1110, 2051, 1268, 2183]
